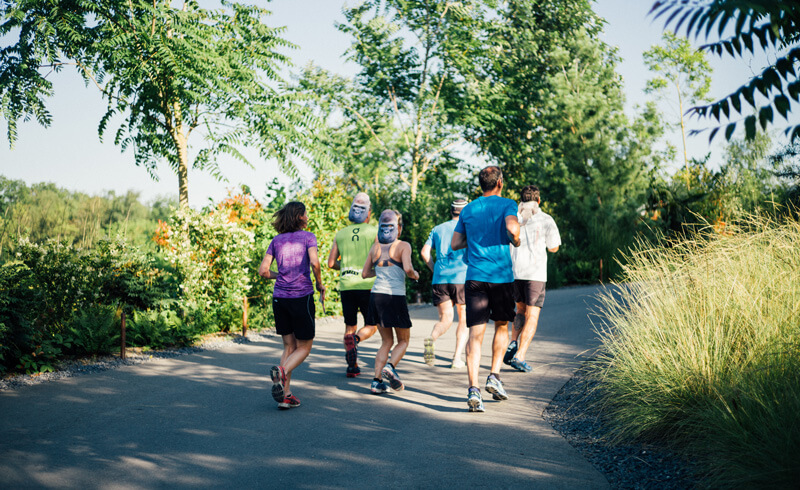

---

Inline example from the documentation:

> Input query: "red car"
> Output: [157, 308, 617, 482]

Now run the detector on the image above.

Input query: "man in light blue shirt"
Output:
[420, 198, 469, 369]
[452, 166, 520, 412]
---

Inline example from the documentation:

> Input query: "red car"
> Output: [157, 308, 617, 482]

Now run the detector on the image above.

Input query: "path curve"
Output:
[0, 285, 608, 489]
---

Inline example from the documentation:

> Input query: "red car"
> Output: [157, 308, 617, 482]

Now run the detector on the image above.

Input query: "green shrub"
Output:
[0, 262, 41, 373]
[591, 215, 800, 486]
[68, 304, 120, 356]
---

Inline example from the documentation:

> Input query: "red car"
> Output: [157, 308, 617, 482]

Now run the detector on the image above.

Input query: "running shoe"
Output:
[381, 364, 404, 391]
[270, 365, 286, 402]
[508, 357, 533, 373]
[344, 333, 358, 368]
[423, 337, 435, 366]
[450, 359, 466, 369]
[467, 387, 485, 412]
[485, 374, 508, 401]
[503, 340, 518, 366]
[370, 379, 391, 394]
[346, 365, 361, 378]
[278, 394, 301, 409]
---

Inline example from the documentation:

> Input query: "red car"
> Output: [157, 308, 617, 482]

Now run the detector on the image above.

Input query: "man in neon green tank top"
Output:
[327, 192, 379, 377]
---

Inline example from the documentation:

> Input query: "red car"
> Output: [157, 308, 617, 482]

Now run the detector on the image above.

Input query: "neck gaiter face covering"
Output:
[378, 212, 399, 244]
[349, 202, 369, 224]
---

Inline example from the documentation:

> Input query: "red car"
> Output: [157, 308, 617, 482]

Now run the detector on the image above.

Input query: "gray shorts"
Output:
[514, 280, 546, 308]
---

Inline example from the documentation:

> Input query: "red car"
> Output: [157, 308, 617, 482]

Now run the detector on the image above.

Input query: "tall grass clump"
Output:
[590, 215, 800, 488]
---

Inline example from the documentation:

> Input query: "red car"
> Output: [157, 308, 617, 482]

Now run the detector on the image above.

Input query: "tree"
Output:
[302, 0, 491, 201]
[461, 0, 667, 283]
[644, 32, 713, 188]
[650, 1, 800, 142]
[0, 0, 328, 207]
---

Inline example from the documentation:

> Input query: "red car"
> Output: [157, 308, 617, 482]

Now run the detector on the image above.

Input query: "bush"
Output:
[68, 304, 120, 356]
[0, 262, 41, 374]
[591, 215, 800, 487]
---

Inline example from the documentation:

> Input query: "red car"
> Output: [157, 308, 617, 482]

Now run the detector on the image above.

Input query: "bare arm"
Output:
[505, 215, 521, 247]
[308, 245, 326, 288]
[548, 246, 559, 253]
[401, 242, 419, 280]
[362, 243, 378, 279]
[420, 244, 434, 272]
[327, 241, 340, 270]
[451, 231, 466, 251]
[258, 254, 277, 280]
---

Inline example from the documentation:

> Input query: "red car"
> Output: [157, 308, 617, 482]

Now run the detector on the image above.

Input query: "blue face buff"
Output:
[378, 212, 399, 244]
[349, 203, 369, 224]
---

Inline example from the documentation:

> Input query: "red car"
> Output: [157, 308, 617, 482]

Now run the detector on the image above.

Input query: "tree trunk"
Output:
[677, 81, 690, 189]
[172, 101, 190, 208]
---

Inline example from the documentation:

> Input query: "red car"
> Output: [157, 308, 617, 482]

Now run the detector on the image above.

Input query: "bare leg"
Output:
[452, 304, 468, 362]
[282, 337, 313, 395]
[490, 321, 510, 374]
[515, 305, 541, 362]
[466, 323, 487, 387]
[389, 328, 411, 367]
[429, 300, 455, 340]
[373, 326, 394, 379]
[511, 302, 526, 342]
[356, 323, 378, 342]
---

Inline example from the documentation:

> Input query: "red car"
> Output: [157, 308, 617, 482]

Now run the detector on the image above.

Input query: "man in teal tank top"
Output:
[327, 192, 379, 377]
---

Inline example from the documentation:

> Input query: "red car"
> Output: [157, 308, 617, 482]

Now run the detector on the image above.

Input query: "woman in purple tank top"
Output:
[258, 202, 325, 410]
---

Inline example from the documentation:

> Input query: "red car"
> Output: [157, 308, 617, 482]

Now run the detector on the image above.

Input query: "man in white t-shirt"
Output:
[504, 185, 561, 372]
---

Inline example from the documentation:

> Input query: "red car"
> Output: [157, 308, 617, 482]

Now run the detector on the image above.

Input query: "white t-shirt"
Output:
[510, 211, 561, 282]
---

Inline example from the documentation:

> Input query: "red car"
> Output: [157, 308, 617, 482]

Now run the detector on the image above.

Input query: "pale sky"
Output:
[0, 0, 783, 208]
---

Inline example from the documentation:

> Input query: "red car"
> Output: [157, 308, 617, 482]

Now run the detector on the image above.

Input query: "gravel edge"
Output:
[543, 362, 700, 489]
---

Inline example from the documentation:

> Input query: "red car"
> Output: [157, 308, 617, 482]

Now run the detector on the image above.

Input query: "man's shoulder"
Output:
[433, 219, 457, 233]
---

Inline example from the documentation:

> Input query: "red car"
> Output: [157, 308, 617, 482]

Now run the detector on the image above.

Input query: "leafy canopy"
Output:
[0, 0, 329, 206]
[650, 1, 800, 141]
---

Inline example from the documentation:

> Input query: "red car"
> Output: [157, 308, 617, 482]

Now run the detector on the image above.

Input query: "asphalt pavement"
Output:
[0, 284, 609, 489]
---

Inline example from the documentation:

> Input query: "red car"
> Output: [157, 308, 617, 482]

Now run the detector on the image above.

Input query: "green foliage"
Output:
[0, 175, 176, 261]
[68, 304, 120, 356]
[0, 262, 41, 374]
[591, 215, 800, 487]
[462, 0, 667, 284]
[0, 237, 175, 373]
[650, 1, 800, 141]
[644, 31, 713, 186]
[0, 1, 329, 206]
[301, 0, 489, 201]
[160, 207, 254, 331]
[127, 307, 198, 350]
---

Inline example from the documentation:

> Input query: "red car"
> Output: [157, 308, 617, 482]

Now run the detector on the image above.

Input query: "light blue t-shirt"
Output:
[453, 195, 517, 283]
[424, 219, 467, 284]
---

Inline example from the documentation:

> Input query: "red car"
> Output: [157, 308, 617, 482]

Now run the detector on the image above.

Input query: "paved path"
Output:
[1, 285, 608, 489]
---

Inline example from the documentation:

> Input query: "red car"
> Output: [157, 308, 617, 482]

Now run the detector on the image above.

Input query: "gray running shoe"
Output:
[382, 364, 404, 391]
[508, 357, 533, 373]
[423, 337, 435, 366]
[370, 379, 391, 394]
[485, 374, 508, 400]
[467, 387, 485, 412]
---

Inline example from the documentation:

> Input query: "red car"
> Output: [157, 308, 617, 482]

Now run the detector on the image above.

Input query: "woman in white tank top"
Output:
[362, 210, 419, 394]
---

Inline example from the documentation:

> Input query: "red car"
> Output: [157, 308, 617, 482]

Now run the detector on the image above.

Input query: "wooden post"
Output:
[242, 296, 248, 337]
[599, 259, 604, 283]
[121, 310, 126, 360]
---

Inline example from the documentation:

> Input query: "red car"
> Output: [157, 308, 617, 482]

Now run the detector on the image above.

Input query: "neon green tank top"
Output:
[335, 223, 378, 291]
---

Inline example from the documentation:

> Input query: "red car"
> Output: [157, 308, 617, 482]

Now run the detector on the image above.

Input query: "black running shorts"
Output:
[273, 294, 316, 340]
[340, 289, 372, 326]
[514, 280, 546, 308]
[465, 280, 516, 328]
[366, 293, 412, 329]
[431, 283, 466, 306]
